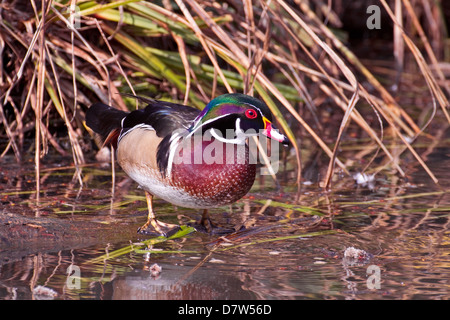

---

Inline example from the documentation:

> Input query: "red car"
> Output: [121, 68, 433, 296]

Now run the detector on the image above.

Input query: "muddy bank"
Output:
[0, 211, 137, 265]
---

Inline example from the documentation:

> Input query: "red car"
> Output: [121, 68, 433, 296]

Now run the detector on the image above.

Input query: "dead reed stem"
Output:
[0, 0, 448, 192]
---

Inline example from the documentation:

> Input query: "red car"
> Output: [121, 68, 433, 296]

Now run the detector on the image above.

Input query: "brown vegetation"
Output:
[0, 0, 449, 190]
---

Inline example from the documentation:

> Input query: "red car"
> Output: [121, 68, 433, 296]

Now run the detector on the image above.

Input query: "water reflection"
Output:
[0, 154, 449, 299]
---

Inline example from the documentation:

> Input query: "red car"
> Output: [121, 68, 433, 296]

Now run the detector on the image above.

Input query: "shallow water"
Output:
[0, 149, 449, 300]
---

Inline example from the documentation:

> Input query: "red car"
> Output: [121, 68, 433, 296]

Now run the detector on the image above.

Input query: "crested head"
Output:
[190, 93, 271, 129]
[187, 93, 289, 146]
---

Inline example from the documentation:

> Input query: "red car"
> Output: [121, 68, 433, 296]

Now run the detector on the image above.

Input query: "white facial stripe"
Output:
[243, 103, 265, 118]
[187, 113, 230, 138]
[186, 103, 273, 147]
[209, 118, 255, 145]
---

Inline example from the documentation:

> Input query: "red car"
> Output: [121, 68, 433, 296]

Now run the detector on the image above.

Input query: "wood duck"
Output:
[85, 93, 289, 237]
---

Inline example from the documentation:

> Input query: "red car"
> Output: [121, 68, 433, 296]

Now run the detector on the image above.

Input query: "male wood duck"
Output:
[86, 93, 289, 237]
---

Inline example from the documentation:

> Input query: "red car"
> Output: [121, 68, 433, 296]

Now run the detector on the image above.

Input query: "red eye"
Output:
[245, 109, 257, 119]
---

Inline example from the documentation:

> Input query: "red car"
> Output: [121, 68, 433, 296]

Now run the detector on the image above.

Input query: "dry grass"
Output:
[0, 0, 449, 192]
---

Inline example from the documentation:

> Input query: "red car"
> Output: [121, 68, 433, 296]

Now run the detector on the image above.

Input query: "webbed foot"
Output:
[137, 219, 181, 238]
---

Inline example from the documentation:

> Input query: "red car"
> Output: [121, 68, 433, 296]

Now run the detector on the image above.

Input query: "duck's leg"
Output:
[195, 209, 234, 234]
[200, 209, 216, 233]
[137, 191, 180, 237]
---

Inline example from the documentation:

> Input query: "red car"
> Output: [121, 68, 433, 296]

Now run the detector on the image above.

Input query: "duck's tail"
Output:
[85, 103, 128, 149]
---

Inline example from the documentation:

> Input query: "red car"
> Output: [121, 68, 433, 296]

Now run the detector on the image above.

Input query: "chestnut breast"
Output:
[171, 136, 256, 207]
[117, 128, 256, 208]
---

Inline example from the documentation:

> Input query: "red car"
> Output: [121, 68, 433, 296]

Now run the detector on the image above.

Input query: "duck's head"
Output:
[188, 93, 290, 146]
